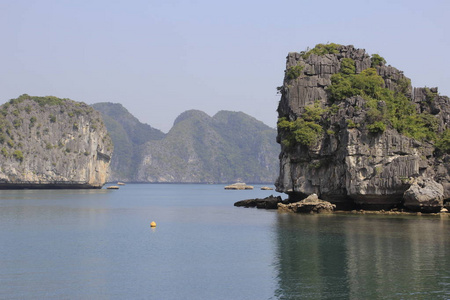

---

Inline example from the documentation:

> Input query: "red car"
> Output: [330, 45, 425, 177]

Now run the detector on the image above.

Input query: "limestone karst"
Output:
[276, 44, 449, 212]
[0, 95, 113, 188]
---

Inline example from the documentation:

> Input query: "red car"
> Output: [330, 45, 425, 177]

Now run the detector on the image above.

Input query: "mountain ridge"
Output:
[93, 103, 279, 183]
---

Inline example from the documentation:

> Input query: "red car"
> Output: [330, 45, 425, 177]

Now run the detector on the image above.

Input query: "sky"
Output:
[1, 0, 449, 132]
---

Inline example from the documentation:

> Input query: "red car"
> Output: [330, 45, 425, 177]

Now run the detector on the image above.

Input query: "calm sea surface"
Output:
[0, 184, 449, 299]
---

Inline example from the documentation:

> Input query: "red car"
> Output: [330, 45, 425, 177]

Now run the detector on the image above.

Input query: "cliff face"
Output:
[276, 44, 450, 211]
[0, 95, 113, 188]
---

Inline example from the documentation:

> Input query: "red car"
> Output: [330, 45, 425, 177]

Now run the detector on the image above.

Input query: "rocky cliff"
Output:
[276, 44, 450, 212]
[0, 95, 113, 188]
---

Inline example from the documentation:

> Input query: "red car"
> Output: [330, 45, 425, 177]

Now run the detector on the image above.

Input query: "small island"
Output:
[0, 95, 113, 189]
[274, 44, 450, 213]
[224, 183, 254, 190]
[231, 43, 450, 214]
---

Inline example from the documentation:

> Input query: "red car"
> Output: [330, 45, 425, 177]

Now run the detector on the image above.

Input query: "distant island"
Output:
[0, 95, 113, 189]
[93, 103, 279, 184]
[276, 43, 449, 212]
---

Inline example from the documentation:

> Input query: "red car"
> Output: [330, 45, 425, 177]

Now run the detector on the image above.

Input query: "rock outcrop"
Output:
[0, 95, 113, 188]
[277, 194, 335, 213]
[403, 178, 444, 213]
[225, 183, 254, 190]
[234, 195, 283, 209]
[276, 44, 450, 211]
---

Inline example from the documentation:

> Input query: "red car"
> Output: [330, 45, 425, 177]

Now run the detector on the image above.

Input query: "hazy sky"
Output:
[1, 0, 449, 132]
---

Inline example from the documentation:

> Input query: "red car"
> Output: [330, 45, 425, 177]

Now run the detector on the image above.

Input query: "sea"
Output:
[0, 184, 449, 300]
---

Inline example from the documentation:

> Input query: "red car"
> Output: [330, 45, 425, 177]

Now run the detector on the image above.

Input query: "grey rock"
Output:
[277, 193, 336, 213]
[403, 178, 444, 212]
[0, 96, 113, 188]
[234, 195, 282, 209]
[276, 44, 450, 211]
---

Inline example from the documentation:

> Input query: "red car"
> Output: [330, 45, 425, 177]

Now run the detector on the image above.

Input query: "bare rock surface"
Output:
[0, 95, 113, 189]
[234, 195, 282, 209]
[403, 178, 444, 212]
[278, 193, 336, 213]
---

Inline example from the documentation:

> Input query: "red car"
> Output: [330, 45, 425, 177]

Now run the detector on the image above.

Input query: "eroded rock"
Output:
[0, 95, 113, 189]
[277, 194, 336, 213]
[234, 195, 282, 209]
[276, 44, 449, 211]
[403, 178, 444, 213]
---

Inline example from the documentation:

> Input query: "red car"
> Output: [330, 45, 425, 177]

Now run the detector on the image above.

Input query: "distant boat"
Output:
[107, 186, 120, 189]
[117, 182, 126, 185]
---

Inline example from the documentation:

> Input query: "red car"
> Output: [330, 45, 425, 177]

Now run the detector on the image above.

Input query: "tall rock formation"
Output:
[0, 95, 113, 188]
[276, 44, 449, 211]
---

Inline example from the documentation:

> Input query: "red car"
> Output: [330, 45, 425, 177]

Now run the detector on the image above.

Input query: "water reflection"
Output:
[274, 213, 450, 299]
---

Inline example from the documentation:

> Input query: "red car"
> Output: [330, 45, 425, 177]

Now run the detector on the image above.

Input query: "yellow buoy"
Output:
[150, 221, 157, 228]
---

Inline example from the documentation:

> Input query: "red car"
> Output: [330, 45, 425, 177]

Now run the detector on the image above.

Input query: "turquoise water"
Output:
[0, 184, 449, 299]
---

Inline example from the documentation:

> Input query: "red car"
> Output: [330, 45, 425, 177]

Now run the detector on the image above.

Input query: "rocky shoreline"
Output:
[235, 194, 450, 215]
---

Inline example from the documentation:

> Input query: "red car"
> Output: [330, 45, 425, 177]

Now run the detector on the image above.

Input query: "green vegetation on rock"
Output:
[327, 65, 437, 140]
[436, 129, 450, 154]
[301, 43, 341, 59]
[286, 64, 304, 80]
[278, 102, 325, 148]
[13, 150, 23, 162]
[10, 94, 66, 106]
[278, 117, 322, 148]
[340, 58, 356, 75]
[367, 121, 386, 133]
[371, 54, 386, 67]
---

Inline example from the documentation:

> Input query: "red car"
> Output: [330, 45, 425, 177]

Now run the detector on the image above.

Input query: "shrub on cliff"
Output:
[436, 129, 450, 154]
[12, 94, 66, 106]
[371, 54, 386, 67]
[278, 117, 322, 148]
[327, 64, 437, 142]
[301, 43, 341, 59]
[327, 73, 355, 101]
[13, 150, 23, 162]
[340, 58, 356, 75]
[367, 121, 386, 133]
[286, 64, 304, 80]
[302, 101, 327, 122]
[278, 102, 326, 148]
